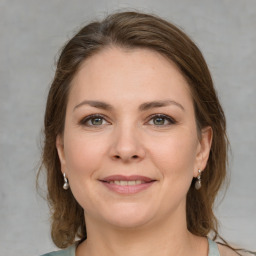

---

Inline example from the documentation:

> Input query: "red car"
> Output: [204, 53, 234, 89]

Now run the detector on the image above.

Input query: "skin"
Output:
[56, 47, 213, 256]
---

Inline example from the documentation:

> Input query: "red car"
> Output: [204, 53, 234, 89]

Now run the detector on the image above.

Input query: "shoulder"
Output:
[40, 244, 76, 256]
[217, 244, 255, 256]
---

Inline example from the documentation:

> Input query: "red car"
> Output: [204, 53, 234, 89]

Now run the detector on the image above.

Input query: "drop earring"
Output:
[63, 173, 69, 190]
[195, 169, 202, 190]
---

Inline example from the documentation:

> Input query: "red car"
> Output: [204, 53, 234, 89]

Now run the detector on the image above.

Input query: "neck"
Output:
[76, 211, 207, 256]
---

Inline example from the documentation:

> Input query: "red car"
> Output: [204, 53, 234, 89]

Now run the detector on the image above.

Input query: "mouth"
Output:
[100, 175, 155, 184]
[106, 180, 148, 185]
[99, 175, 156, 194]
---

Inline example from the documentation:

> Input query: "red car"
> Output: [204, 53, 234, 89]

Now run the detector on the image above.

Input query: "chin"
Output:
[100, 204, 156, 229]
[107, 215, 152, 230]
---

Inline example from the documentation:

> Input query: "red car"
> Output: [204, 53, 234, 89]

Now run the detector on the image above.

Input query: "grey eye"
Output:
[80, 115, 109, 127]
[148, 114, 176, 126]
[90, 117, 104, 125]
[153, 117, 166, 125]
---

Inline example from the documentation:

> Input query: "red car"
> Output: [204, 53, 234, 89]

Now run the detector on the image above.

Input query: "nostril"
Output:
[113, 155, 139, 160]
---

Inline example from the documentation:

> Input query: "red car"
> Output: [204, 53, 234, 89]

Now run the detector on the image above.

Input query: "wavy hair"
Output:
[39, 11, 229, 249]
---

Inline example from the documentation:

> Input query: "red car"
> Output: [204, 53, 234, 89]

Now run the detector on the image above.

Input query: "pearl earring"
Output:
[63, 173, 69, 190]
[195, 169, 202, 190]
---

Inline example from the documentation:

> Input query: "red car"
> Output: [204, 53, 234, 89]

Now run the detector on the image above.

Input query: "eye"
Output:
[147, 114, 176, 126]
[80, 114, 109, 127]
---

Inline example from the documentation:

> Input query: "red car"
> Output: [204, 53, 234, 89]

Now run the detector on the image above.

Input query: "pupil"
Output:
[92, 118, 102, 125]
[154, 117, 164, 125]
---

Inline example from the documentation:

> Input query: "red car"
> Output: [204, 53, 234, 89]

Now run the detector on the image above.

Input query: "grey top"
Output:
[41, 238, 220, 256]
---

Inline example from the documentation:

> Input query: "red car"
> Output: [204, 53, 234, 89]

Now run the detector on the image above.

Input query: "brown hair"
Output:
[40, 11, 228, 248]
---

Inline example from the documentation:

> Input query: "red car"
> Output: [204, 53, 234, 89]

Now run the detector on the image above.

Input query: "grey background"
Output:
[0, 0, 255, 255]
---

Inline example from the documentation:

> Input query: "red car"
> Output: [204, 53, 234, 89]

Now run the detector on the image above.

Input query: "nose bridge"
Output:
[111, 120, 145, 161]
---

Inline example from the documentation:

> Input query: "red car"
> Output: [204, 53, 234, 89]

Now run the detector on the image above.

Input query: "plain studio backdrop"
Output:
[0, 1, 255, 255]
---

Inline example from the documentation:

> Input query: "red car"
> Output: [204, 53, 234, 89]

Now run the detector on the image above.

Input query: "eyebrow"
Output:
[74, 100, 113, 111]
[73, 99, 184, 112]
[139, 100, 185, 111]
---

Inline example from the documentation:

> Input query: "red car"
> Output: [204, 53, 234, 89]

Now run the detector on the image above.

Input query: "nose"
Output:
[109, 124, 146, 162]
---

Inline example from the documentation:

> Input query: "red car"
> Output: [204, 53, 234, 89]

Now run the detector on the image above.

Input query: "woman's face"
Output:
[56, 47, 212, 229]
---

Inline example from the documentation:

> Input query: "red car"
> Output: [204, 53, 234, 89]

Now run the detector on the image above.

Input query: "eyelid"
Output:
[146, 114, 177, 125]
[79, 114, 110, 126]
[79, 113, 176, 127]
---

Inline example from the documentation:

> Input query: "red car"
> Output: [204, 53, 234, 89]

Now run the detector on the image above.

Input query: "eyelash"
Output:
[79, 114, 177, 127]
[79, 114, 109, 126]
[147, 114, 177, 126]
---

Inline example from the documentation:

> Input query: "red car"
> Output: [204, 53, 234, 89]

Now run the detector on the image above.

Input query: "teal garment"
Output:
[41, 244, 76, 256]
[41, 238, 220, 256]
[208, 238, 221, 256]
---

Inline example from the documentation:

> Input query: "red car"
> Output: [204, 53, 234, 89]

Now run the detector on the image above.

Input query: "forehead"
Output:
[68, 47, 192, 108]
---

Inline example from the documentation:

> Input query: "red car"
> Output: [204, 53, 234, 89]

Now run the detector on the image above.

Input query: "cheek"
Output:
[148, 130, 198, 179]
[63, 132, 108, 211]
[149, 132, 198, 209]
[63, 132, 107, 176]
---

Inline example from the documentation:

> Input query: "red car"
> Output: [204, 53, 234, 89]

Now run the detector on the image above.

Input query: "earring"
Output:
[195, 169, 202, 190]
[63, 173, 69, 190]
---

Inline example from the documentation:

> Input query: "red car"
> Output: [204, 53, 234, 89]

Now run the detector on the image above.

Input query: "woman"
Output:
[39, 11, 248, 256]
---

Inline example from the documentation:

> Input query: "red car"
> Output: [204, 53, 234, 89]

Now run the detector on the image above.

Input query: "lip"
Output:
[99, 175, 156, 194]
[101, 175, 154, 183]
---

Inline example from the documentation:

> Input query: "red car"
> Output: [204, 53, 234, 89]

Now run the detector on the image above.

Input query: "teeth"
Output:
[109, 180, 145, 185]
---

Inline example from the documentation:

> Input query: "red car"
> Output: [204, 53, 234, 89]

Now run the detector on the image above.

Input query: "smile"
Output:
[108, 180, 146, 185]
[100, 175, 156, 194]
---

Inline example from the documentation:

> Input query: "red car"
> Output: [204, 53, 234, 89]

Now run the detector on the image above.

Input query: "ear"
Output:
[193, 126, 213, 177]
[56, 134, 66, 174]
